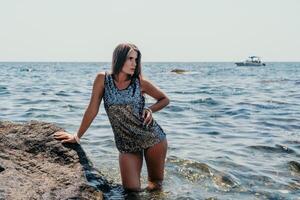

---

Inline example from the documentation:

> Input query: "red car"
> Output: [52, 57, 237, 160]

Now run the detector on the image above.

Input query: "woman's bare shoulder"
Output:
[139, 74, 148, 84]
[139, 75, 157, 91]
[96, 71, 106, 77]
[139, 75, 154, 85]
[94, 71, 106, 87]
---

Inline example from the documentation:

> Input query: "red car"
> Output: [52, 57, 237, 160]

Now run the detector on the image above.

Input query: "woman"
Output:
[54, 43, 169, 192]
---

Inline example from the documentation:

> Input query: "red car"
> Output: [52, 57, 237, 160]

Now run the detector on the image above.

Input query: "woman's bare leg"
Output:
[119, 152, 143, 192]
[144, 139, 168, 191]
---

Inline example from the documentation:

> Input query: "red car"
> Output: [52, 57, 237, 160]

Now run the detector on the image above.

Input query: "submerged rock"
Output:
[288, 161, 300, 173]
[0, 121, 104, 200]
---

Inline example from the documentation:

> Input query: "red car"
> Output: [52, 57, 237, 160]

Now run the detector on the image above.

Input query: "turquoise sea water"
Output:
[0, 62, 300, 199]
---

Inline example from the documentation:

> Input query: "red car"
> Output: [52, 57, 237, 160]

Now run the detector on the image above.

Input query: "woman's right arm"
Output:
[54, 72, 105, 143]
[76, 72, 105, 138]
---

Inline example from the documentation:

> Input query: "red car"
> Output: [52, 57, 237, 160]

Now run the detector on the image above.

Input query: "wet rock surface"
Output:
[0, 121, 105, 200]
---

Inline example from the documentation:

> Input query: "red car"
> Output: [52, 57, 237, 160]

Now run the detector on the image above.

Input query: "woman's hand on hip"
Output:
[143, 108, 153, 126]
[53, 131, 77, 143]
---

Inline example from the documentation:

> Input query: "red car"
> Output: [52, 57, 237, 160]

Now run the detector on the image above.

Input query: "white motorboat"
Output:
[235, 56, 266, 66]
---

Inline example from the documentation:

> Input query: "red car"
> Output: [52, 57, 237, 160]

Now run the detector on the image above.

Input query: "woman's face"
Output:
[122, 50, 138, 76]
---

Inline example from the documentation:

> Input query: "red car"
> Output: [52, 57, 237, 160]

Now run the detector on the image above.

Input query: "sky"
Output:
[1, 0, 300, 62]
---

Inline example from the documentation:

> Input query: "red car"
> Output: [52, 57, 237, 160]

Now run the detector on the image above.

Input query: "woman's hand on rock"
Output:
[53, 131, 77, 143]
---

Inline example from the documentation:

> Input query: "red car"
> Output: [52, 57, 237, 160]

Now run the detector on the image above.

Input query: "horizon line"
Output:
[1, 60, 300, 63]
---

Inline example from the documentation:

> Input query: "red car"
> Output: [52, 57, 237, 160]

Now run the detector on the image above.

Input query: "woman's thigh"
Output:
[119, 152, 143, 191]
[144, 139, 168, 183]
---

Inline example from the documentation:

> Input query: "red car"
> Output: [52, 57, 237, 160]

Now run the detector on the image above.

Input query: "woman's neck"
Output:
[115, 72, 130, 83]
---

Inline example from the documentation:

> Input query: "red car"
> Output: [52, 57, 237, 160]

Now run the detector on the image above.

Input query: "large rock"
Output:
[0, 121, 107, 200]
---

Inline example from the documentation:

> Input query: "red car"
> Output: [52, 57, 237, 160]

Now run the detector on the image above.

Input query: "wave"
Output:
[247, 144, 296, 154]
[26, 108, 48, 112]
[203, 131, 221, 136]
[21, 99, 61, 105]
[0, 86, 7, 90]
[189, 98, 220, 106]
[224, 108, 251, 116]
[256, 121, 300, 131]
[55, 91, 70, 96]
[237, 102, 281, 110]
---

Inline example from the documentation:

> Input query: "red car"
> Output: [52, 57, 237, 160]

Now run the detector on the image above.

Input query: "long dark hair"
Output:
[111, 43, 142, 81]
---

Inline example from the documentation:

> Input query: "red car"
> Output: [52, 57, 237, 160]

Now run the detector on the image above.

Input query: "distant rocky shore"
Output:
[0, 121, 108, 200]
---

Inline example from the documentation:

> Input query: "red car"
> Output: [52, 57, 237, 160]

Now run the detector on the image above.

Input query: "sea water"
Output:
[0, 62, 299, 199]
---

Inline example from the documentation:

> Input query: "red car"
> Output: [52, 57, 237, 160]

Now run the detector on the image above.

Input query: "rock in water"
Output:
[171, 69, 188, 74]
[289, 161, 300, 173]
[0, 121, 103, 200]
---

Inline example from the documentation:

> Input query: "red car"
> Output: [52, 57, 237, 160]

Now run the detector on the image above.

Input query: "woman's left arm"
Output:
[141, 78, 170, 113]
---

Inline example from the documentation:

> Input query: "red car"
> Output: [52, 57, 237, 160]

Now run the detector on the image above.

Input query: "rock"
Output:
[212, 173, 239, 191]
[0, 121, 105, 200]
[171, 69, 188, 74]
[288, 161, 300, 173]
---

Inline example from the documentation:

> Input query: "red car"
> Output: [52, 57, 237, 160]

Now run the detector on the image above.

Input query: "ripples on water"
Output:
[0, 62, 300, 199]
